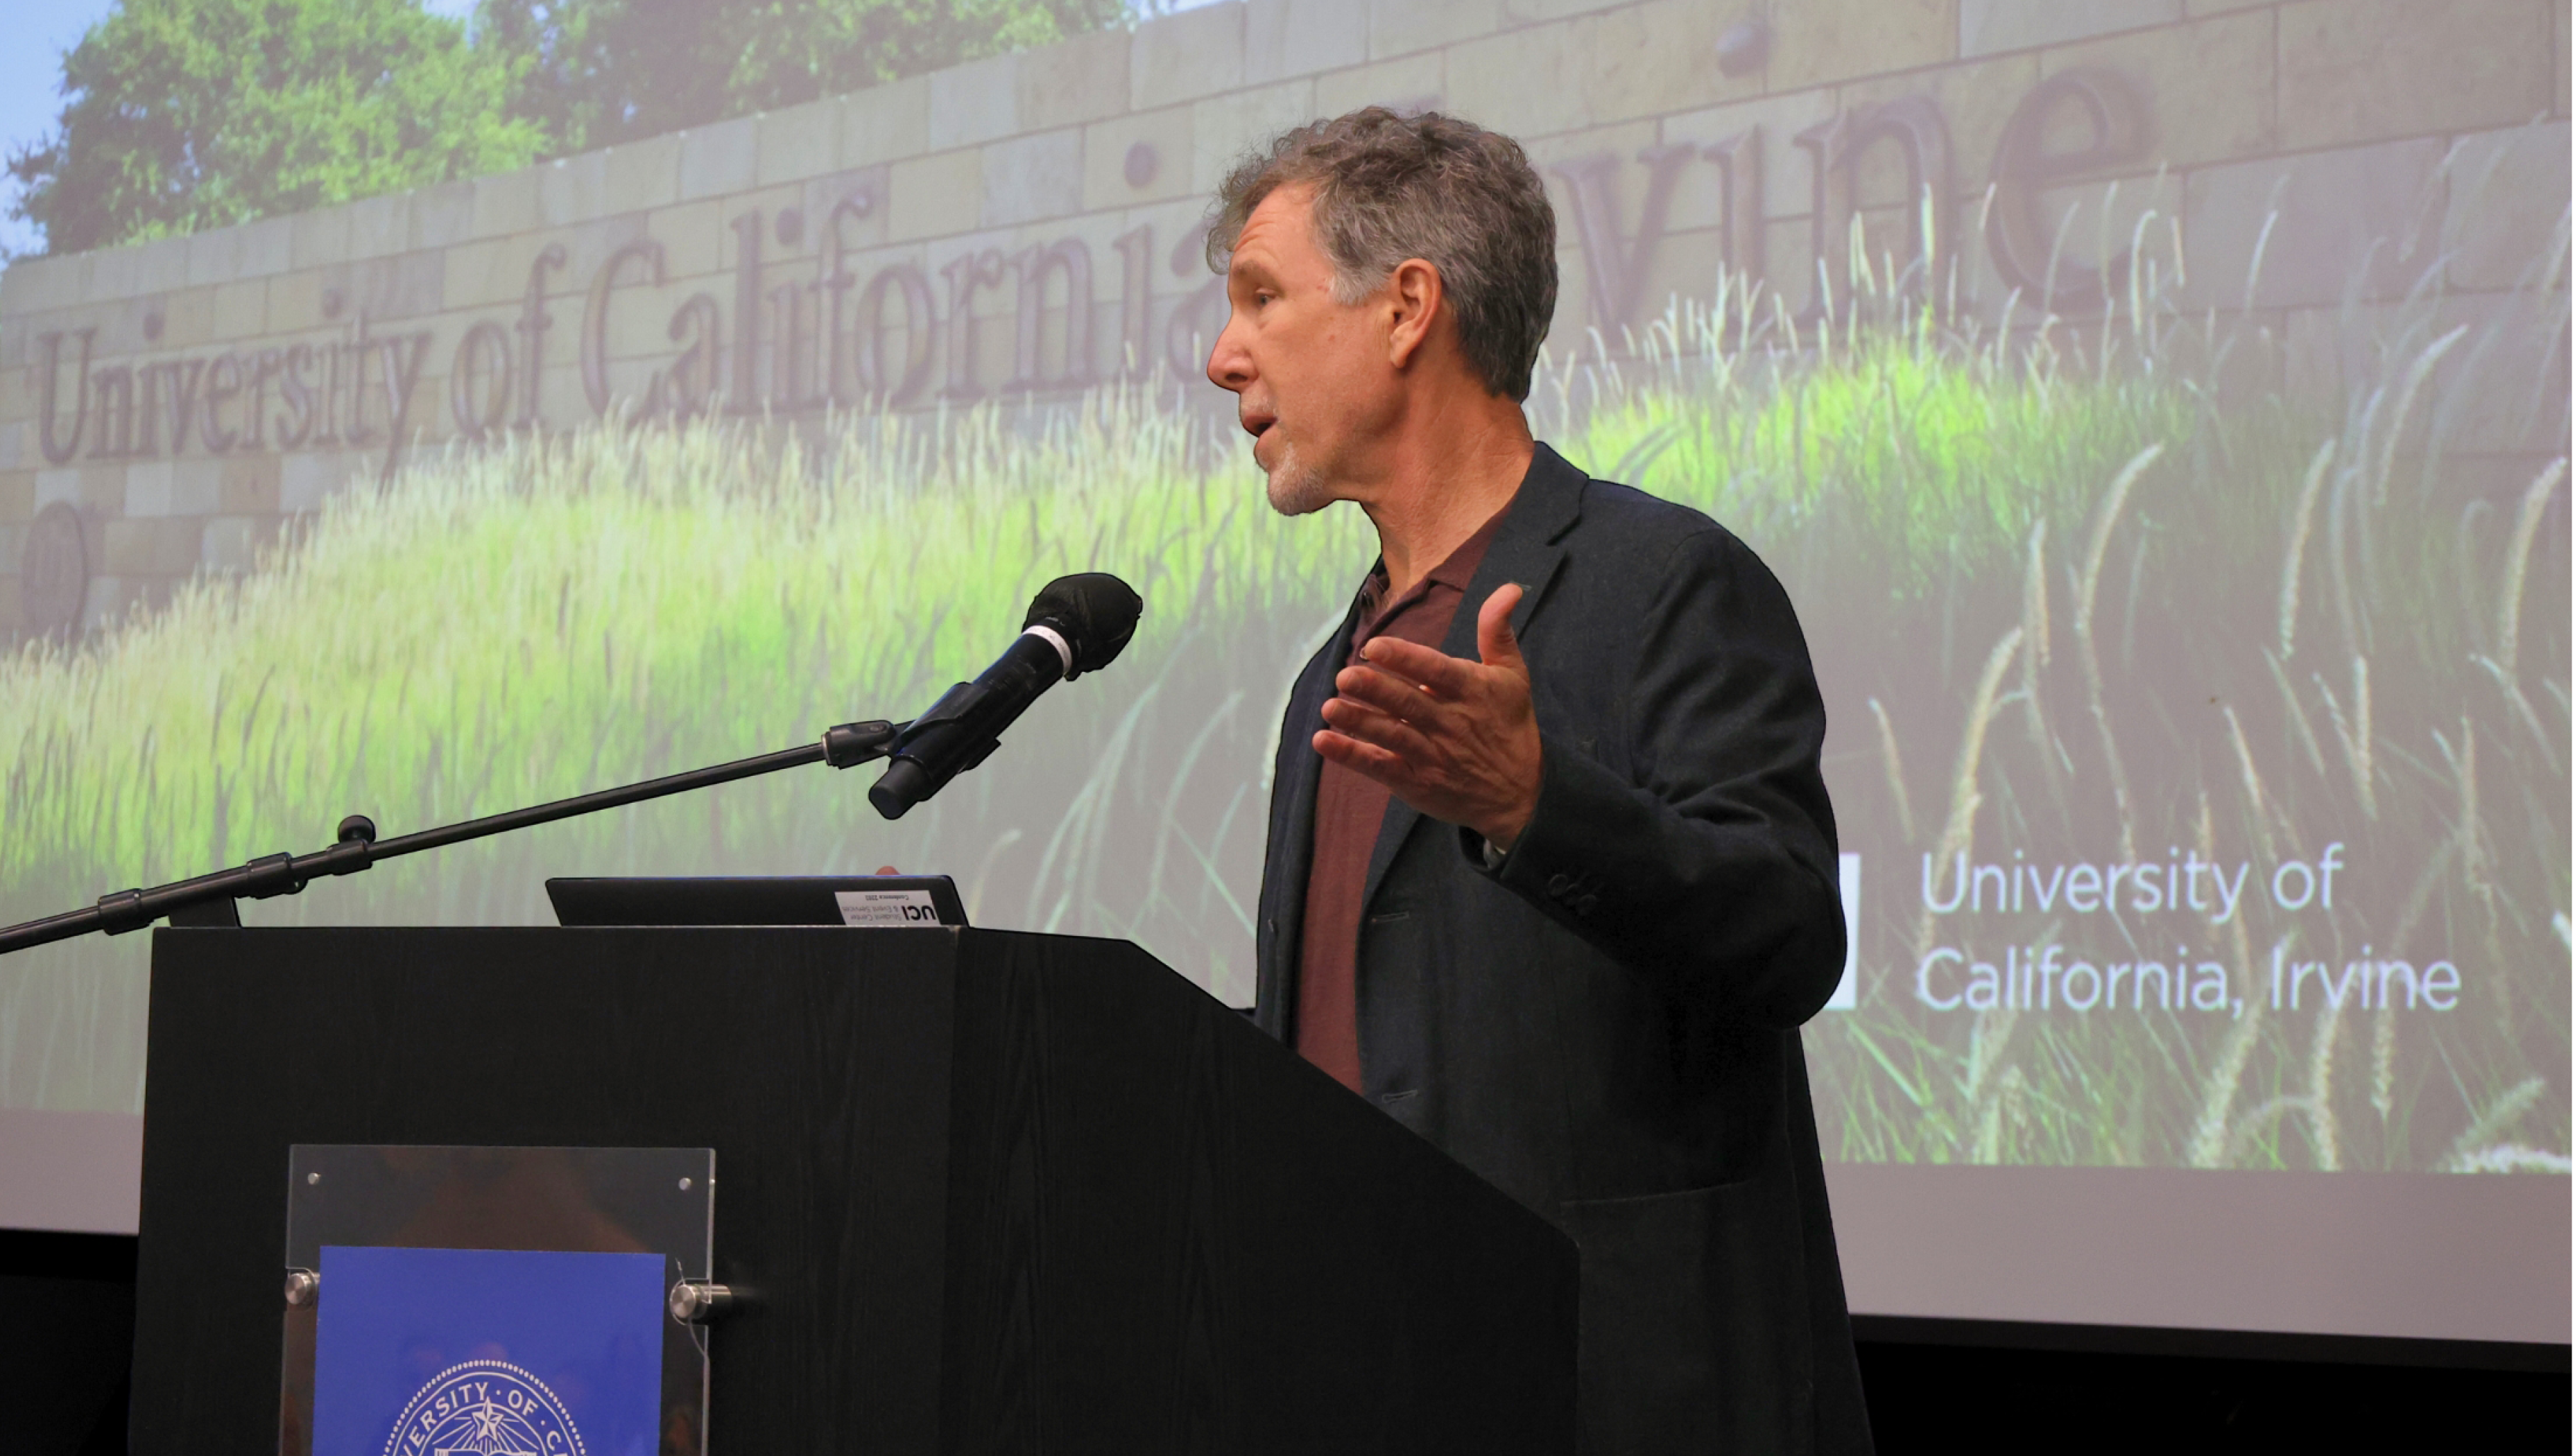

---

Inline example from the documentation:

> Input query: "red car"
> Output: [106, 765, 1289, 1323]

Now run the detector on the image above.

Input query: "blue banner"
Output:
[312, 1245, 665, 1456]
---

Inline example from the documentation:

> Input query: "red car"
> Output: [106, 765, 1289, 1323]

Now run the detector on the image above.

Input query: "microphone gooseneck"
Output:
[868, 573, 1144, 820]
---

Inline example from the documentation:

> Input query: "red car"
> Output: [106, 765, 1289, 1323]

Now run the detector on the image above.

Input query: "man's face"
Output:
[1205, 184, 1399, 516]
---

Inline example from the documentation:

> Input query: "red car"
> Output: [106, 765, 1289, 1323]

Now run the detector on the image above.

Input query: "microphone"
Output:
[869, 573, 1143, 820]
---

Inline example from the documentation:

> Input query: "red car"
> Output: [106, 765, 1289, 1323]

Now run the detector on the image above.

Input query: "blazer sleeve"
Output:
[1472, 523, 1845, 1028]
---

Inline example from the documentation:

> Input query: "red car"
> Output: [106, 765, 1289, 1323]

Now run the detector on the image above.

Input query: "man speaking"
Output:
[1204, 109, 1872, 1453]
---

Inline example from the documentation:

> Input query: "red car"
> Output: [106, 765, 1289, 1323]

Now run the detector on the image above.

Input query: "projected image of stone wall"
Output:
[0, 0, 2564, 1177]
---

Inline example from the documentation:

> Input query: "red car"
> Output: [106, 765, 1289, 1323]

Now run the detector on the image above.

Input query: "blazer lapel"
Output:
[1357, 444, 1585, 912]
[1255, 595, 1368, 1035]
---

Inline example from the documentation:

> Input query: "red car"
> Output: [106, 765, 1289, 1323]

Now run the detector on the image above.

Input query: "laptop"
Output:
[545, 875, 970, 929]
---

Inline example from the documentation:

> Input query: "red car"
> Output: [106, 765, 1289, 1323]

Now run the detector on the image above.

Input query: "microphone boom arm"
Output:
[0, 718, 906, 957]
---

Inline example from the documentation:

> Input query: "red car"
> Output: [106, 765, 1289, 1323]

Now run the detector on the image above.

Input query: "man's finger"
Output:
[1321, 693, 1439, 760]
[1355, 635, 1480, 697]
[1335, 661, 1447, 722]
[1477, 582, 1528, 675]
[1313, 727, 1415, 784]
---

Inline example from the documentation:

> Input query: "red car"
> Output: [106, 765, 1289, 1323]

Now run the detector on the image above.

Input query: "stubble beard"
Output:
[1262, 439, 1335, 517]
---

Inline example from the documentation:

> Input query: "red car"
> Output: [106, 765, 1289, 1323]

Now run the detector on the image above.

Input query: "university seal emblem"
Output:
[382, 1360, 587, 1456]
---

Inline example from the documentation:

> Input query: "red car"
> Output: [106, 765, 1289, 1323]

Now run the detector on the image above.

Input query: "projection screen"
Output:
[1, 0, 2565, 1347]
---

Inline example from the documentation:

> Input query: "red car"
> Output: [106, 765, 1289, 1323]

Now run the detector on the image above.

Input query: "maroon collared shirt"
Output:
[1294, 509, 1507, 1092]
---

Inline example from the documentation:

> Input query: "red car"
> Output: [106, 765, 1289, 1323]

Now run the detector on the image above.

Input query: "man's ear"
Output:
[1384, 258, 1444, 371]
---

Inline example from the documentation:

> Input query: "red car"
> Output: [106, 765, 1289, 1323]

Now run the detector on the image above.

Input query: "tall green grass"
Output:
[1, 209, 2565, 1176]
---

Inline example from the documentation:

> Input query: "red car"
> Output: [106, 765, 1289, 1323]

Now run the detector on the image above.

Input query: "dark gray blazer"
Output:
[1252, 444, 1872, 1455]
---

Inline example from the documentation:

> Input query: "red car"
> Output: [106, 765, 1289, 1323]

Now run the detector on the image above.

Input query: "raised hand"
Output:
[1316, 582, 1543, 850]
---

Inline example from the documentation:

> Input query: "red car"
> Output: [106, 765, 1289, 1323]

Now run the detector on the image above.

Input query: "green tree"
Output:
[8, 0, 545, 254]
[475, 0, 1129, 154]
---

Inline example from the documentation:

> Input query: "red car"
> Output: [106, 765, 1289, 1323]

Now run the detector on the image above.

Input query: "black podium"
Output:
[128, 926, 1577, 1453]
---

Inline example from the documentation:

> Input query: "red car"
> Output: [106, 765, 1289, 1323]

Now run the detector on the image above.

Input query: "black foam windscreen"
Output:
[1024, 573, 1142, 678]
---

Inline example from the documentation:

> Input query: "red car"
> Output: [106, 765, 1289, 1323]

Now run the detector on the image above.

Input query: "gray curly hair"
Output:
[1205, 107, 1558, 402]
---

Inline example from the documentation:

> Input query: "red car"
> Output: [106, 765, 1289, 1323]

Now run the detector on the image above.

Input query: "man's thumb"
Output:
[1477, 583, 1528, 673]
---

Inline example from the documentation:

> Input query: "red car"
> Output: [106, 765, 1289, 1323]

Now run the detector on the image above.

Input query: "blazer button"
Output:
[1547, 874, 1572, 896]
[1575, 893, 1601, 916]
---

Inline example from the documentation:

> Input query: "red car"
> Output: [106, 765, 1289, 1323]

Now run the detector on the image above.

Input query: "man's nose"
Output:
[1205, 313, 1252, 393]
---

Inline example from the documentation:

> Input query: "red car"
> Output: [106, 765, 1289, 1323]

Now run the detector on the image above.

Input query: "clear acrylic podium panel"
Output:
[279, 1144, 716, 1456]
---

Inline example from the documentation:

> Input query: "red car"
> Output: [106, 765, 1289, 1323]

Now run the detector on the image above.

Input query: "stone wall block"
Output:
[1314, 53, 1445, 118]
[805, 166, 895, 254]
[983, 130, 1088, 227]
[2278, 0, 2552, 151]
[1370, 0, 1497, 61]
[411, 181, 476, 251]
[440, 239, 519, 313]
[1191, 80, 1321, 193]
[200, 514, 282, 573]
[1769, 0, 1957, 91]
[1578, 0, 1762, 128]
[1019, 28, 1131, 129]
[184, 228, 242, 289]
[352, 252, 446, 322]
[2443, 121, 2573, 292]
[124, 462, 173, 518]
[759, 98, 843, 187]
[678, 116, 761, 202]
[603, 135, 684, 215]
[136, 239, 192, 297]
[2038, 7, 2275, 171]
[279, 451, 361, 512]
[0, 253, 85, 315]
[261, 269, 330, 334]
[1246, 0, 1370, 85]
[1135, 3, 1247, 110]
[76, 575, 135, 630]
[156, 288, 216, 350]
[35, 467, 88, 512]
[345, 192, 412, 263]
[842, 76, 932, 167]
[473, 167, 544, 240]
[560, 214, 655, 298]
[601, 277, 689, 360]
[166, 460, 225, 517]
[212, 280, 267, 340]
[650, 198, 727, 281]
[236, 216, 294, 279]
[1963, 0, 2178, 55]
[2180, 137, 2449, 311]
[218, 453, 280, 514]
[85, 249, 141, 307]
[1447, 25, 1585, 135]
[889, 150, 985, 243]
[933, 53, 1024, 150]
[1083, 108, 1199, 213]
[103, 516, 200, 576]
[542, 150, 612, 226]
[291, 206, 353, 272]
